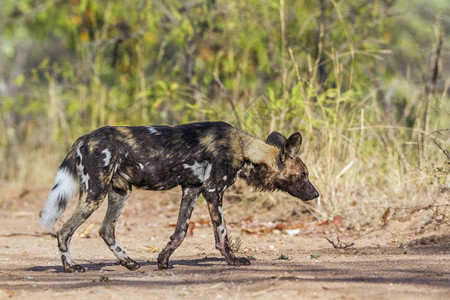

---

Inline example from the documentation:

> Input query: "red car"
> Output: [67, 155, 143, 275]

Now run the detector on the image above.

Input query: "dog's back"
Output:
[89, 122, 244, 191]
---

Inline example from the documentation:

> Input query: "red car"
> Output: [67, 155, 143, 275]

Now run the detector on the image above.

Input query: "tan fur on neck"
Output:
[238, 130, 279, 169]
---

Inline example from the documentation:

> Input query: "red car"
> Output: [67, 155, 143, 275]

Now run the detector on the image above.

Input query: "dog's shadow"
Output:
[27, 257, 224, 273]
[169, 256, 224, 268]
[26, 260, 153, 273]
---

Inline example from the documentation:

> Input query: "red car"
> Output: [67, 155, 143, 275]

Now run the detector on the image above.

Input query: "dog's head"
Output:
[266, 131, 319, 201]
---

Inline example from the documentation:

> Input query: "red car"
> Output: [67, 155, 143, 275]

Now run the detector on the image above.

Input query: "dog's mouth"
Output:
[288, 187, 319, 201]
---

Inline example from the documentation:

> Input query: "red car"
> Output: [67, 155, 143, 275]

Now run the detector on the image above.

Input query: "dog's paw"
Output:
[157, 252, 170, 270]
[120, 258, 140, 271]
[64, 264, 86, 273]
[157, 260, 169, 270]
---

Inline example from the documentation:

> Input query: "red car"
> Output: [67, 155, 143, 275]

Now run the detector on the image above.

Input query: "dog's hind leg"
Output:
[157, 187, 200, 270]
[57, 190, 107, 273]
[204, 190, 251, 266]
[99, 187, 140, 271]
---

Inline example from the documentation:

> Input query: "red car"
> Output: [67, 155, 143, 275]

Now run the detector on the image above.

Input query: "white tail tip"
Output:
[39, 167, 78, 230]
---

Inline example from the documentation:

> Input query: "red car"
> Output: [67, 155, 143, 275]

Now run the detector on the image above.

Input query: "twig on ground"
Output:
[0, 232, 53, 237]
[326, 236, 355, 249]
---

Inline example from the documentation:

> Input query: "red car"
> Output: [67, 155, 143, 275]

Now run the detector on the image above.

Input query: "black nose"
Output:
[313, 190, 319, 199]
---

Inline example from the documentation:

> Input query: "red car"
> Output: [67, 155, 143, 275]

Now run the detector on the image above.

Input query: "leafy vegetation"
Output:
[279, 254, 290, 260]
[309, 253, 321, 260]
[0, 0, 448, 226]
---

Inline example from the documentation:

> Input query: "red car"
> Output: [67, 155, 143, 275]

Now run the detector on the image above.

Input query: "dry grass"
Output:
[1, 98, 448, 229]
[1, 1, 448, 229]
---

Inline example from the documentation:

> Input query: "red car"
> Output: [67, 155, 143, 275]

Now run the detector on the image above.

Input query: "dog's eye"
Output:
[301, 172, 308, 178]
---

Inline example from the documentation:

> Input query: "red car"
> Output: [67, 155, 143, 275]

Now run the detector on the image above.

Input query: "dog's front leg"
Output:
[157, 187, 200, 270]
[204, 190, 251, 266]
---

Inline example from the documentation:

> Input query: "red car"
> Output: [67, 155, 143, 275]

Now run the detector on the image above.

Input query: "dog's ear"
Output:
[266, 132, 286, 149]
[281, 132, 302, 162]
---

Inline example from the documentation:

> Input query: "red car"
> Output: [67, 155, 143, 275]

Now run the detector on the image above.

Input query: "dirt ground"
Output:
[0, 184, 449, 299]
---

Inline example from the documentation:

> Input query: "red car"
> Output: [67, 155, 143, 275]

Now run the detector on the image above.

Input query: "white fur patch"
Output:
[118, 171, 131, 182]
[110, 242, 128, 260]
[101, 149, 111, 166]
[39, 167, 78, 230]
[147, 126, 160, 135]
[183, 161, 212, 182]
[61, 251, 72, 265]
[138, 163, 145, 170]
[217, 223, 227, 242]
[217, 206, 227, 241]
[60, 236, 73, 265]
[204, 163, 212, 181]
[76, 146, 90, 191]
[183, 162, 204, 179]
[223, 176, 228, 181]
[80, 173, 89, 190]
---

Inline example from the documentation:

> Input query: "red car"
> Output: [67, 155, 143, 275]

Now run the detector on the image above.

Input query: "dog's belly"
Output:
[118, 161, 206, 191]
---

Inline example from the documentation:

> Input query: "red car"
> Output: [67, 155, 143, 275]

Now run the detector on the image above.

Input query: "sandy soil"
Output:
[0, 185, 449, 299]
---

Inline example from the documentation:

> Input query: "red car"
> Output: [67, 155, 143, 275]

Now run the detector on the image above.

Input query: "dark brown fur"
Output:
[39, 122, 318, 272]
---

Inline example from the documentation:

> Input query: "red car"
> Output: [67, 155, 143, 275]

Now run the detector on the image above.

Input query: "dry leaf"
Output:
[381, 207, 391, 224]
[5, 290, 15, 297]
[141, 245, 162, 253]
[79, 224, 95, 238]
[332, 215, 346, 227]
[189, 222, 196, 236]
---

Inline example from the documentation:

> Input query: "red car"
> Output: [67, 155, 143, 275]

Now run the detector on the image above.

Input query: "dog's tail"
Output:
[39, 148, 79, 230]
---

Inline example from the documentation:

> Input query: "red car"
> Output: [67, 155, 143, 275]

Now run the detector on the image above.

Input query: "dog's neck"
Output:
[238, 130, 279, 170]
[238, 161, 280, 192]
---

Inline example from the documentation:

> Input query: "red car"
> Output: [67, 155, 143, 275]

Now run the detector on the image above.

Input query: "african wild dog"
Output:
[39, 121, 319, 273]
